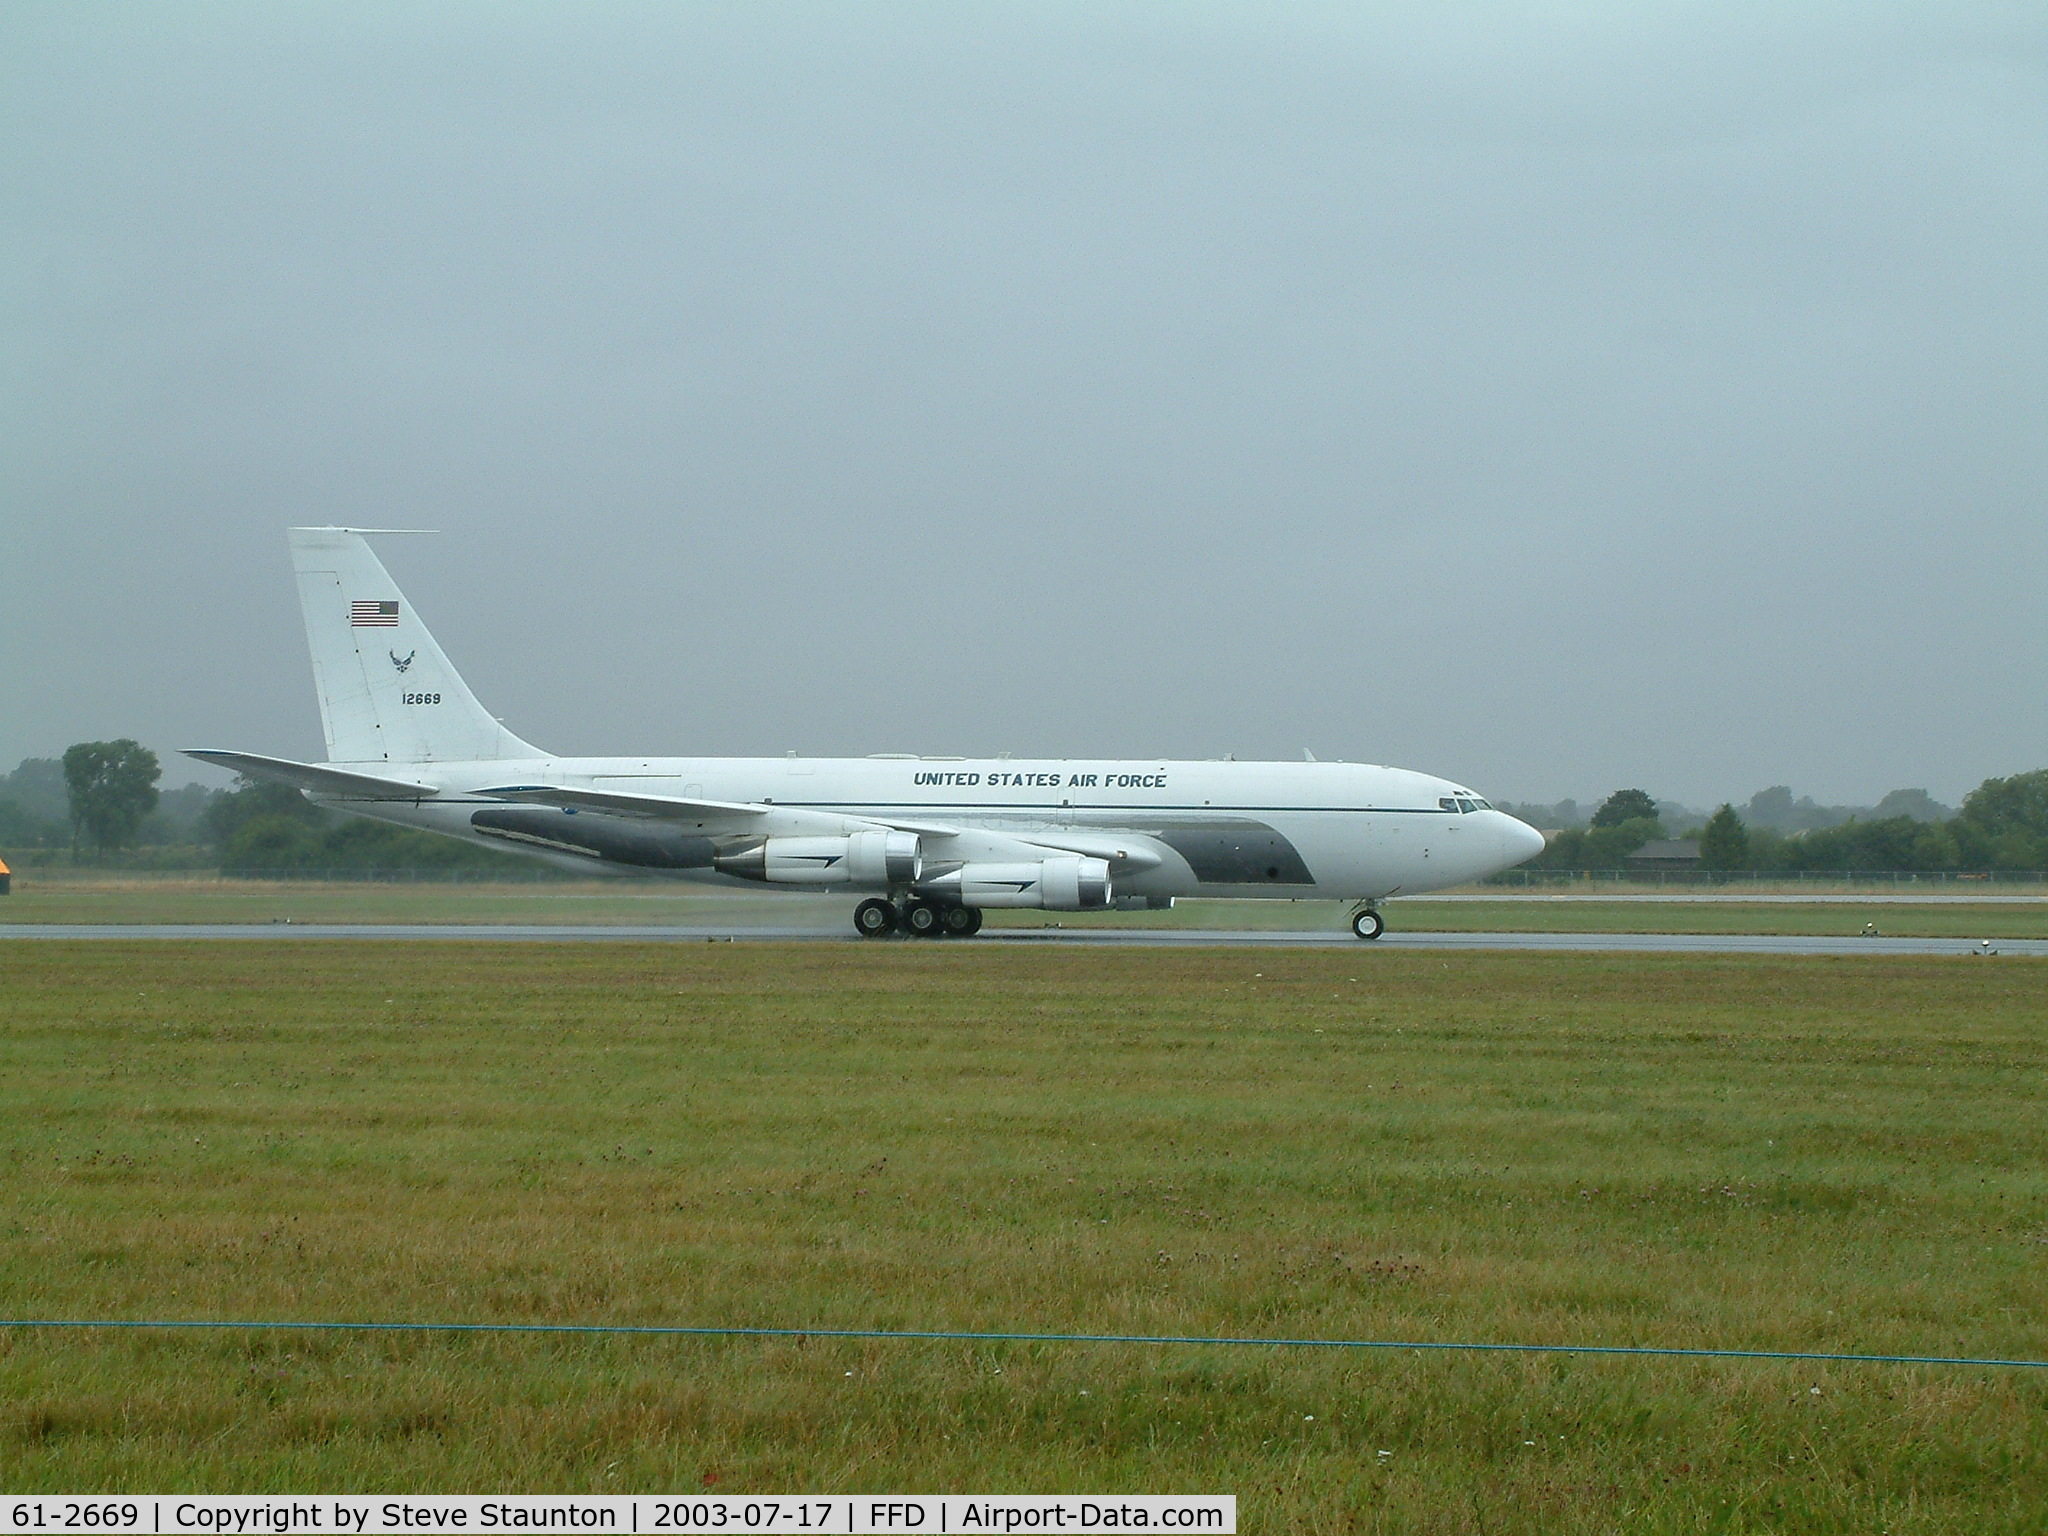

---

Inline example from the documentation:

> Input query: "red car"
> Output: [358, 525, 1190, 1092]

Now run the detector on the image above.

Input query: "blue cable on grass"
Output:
[1, 1319, 2042, 1370]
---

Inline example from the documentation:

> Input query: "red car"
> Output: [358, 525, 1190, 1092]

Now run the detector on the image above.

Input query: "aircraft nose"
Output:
[1500, 814, 1545, 867]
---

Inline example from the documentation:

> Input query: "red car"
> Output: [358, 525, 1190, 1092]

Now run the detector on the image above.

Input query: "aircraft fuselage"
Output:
[322, 752, 1543, 903]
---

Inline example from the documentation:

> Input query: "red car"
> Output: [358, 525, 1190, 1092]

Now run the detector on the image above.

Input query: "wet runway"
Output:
[3, 923, 2042, 957]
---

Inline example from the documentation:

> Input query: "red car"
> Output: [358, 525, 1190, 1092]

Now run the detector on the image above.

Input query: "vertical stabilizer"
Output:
[288, 528, 540, 765]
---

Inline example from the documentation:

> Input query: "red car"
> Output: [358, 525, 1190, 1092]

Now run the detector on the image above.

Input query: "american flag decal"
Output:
[351, 600, 400, 627]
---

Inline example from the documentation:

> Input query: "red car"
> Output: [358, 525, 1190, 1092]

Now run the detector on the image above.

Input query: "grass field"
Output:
[2, 942, 2044, 1530]
[5, 874, 2048, 937]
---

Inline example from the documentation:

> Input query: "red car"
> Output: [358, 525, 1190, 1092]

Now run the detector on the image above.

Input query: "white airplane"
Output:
[188, 528, 1544, 939]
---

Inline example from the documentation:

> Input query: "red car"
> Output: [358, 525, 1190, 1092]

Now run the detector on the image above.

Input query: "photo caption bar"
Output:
[1, 1498, 1234, 1536]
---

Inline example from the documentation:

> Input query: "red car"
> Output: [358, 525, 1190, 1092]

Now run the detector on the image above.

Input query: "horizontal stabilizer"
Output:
[184, 750, 440, 801]
[475, 785, 769, 821]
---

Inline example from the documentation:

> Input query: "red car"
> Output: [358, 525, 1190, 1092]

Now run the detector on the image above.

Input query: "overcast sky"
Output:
[4, 3, 2042, 806]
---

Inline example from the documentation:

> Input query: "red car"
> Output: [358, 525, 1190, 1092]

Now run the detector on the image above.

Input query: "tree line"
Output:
[1515, 771, 2048, 874]
[0, 741, 547, 877]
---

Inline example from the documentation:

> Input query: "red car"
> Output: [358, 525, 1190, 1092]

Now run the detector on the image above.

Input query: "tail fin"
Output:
[289, 528, 540, 765]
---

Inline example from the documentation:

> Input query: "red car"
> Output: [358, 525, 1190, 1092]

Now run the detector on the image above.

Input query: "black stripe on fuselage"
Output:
[773, 803, 1449, 815]
[437, 798, 1454, 817]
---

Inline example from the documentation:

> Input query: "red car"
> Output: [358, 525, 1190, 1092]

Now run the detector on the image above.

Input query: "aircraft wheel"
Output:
[941, 904, 979, 938]
[902, 900, 944, 939]
[963, 906, 984, 935]
[1351, 908, 1385, 941]
[854, 898, 898, 939]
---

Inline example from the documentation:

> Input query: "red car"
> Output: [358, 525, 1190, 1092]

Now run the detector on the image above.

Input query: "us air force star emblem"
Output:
[390, 650, 416, 673]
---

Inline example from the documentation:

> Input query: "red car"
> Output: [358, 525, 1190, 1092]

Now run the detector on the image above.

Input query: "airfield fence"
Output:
[1485, 868, 2048, 888]
[217, 866, 577, 883]
[1, 863, 579, 884]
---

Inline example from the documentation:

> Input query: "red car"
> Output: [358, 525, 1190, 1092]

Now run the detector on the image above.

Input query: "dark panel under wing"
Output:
[1151, 821, 1315, 885]
[470, 808, 717, 870]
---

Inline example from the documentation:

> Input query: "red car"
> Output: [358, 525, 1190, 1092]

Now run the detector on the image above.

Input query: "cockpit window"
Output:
[1440, 796, 1487, 814]
[1439, 797, 1459, 812]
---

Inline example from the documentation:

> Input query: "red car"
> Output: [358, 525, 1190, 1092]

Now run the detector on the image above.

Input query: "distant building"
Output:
[1626, 840, 1702, 871]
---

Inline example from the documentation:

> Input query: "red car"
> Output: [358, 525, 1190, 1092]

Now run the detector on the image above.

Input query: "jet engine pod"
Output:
[713, 835, 849, 884]
[714, 830, 920, 886]
[846, 828, 921, 885]
[1039, 854, 1112, 910]
[917, 856, 1112, 911]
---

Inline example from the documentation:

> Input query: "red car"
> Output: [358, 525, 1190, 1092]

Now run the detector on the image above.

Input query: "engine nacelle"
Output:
[917, 856, 1112, 911]
[714, 829, 921, 886]
[846, 828, 922, 885]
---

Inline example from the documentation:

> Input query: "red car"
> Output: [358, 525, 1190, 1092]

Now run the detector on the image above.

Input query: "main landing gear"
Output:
[1350, 906, 1385, 941]
[854, 898, 898, 938]
[853, 898, 984, 940]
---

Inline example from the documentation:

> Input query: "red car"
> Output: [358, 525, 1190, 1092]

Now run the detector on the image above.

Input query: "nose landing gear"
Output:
[1350, 905, 1385, 941]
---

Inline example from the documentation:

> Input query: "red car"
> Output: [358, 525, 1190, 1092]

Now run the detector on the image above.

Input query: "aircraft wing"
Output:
[476, 783, 914, 842]
[473, 785, 769, 821]
[1013, 830, 1165, 872]
[477, 787, 1163, 872]
[184, 750, 441, 801]
[856, 815, 1165, 873]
